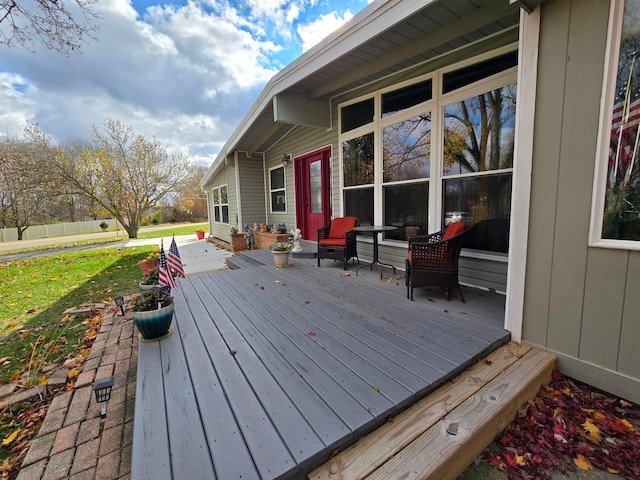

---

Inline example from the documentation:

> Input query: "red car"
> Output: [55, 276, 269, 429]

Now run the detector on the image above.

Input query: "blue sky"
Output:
[0, 0, 371, 165]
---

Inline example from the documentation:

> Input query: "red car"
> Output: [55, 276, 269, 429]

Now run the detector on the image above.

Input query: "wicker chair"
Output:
[317, 217, 359, 270]
[405, 222, 472, 302]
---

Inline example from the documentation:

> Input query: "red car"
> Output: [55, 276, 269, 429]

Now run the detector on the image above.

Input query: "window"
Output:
[341, 98, 374, 133]
[591, 0, 640, 247]
[339, 49, 517, 254]
[269, 166, 286, 213]
[212, 185, 229, 224]
[442, 84, 516, 252]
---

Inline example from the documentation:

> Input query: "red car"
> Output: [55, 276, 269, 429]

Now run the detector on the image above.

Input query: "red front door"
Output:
[295, 147, 331, 241]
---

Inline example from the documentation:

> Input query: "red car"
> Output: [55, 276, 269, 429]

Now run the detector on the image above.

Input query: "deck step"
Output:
[225, 254, 265, 270]
[308, 341, 557, 480]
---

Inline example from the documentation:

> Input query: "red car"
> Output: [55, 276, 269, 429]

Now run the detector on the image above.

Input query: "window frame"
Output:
[589, 0, 640, 250]
[269, 165, 287, 214]
[338, 47, 518, 257]
[211, 184, 230, 225]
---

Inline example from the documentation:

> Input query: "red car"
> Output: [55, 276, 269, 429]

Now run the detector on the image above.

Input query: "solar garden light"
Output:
[93, 376, 114, 418]
[114, 295, 125, 316]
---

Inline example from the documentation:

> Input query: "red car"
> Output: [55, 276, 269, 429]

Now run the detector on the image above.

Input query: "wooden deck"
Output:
[131, 249, 509, 479]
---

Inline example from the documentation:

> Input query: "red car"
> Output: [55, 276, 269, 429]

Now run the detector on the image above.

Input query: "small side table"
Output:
[354, 225, 398, 279]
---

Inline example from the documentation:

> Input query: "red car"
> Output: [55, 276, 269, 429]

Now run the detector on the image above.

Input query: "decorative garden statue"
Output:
[292, 228, 302, 252]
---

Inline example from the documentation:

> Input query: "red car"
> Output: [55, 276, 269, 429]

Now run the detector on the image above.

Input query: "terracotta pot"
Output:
[138, 260, 159, 276]
[132, 304, 174, 340]
[272, 250, 290, 268]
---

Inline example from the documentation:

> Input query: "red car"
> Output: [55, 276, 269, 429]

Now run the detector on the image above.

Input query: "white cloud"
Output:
[297, 9, 353, 52]
[0, 0, 366, 163]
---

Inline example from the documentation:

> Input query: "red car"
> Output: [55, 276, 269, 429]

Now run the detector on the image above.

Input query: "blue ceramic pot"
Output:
[132, 304, 174, 340]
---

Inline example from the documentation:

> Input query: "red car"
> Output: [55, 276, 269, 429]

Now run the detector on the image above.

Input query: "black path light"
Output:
[114, 295, 125, 316]
[93, 376, 114, 418]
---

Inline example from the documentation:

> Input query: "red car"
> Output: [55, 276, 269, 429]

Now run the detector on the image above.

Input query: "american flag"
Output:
[167, 236, 186, 278]
[158, 240, 177, 289]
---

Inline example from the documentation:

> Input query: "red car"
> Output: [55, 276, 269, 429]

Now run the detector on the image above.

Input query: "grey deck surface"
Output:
[132, 250, 509, 480]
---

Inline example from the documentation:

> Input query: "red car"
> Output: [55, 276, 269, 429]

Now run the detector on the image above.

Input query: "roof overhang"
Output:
[201, 0, 521, 187]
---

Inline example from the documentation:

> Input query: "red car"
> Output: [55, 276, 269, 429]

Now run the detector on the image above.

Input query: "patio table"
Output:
[354, 225, 398, 279]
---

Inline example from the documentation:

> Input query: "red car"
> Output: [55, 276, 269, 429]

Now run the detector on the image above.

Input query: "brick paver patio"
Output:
[15, 297, 137, 480]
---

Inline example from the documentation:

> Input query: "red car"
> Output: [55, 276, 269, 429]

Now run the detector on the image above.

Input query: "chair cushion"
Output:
[443, 222, 465, 240]
[328, 217, 357, 240]
[319, 238, 347, 247]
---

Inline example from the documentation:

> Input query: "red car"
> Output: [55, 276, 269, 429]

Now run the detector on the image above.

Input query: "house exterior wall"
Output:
[237, 153, 267, 229]
[264, 126, 336, 232]
[523, 0, 640, 403]
[203, 164, 238, 243]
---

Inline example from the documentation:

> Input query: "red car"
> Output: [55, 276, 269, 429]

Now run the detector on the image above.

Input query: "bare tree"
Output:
[0, 0, 99, 55]
[42, 119, 191, 238]
[0, 134, 57, 239]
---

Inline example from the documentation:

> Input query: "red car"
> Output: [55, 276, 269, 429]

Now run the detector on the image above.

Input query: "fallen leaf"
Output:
[582, 419, 602, 444]
[67, 369, 80, 379]
[2, 428, 21, 446]
[374, 386, 380, 393]
[307, 332, 315, 337]
[229, 349, 237, 355]
[574, 454, 593, 471]
[485, 360, 493, 366]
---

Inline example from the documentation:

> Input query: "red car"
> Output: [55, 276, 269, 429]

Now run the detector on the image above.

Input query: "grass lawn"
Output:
[0, 244, 157, 385]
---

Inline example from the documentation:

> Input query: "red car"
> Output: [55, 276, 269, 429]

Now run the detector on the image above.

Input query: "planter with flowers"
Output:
[138, 251, 160, 275]
[139, 268, 160, 291]
[271, 242, 292, 268]
[131, 287, 174, 340]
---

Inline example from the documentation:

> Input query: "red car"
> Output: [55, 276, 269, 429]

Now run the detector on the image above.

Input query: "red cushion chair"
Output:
[405, 222, 472, 302]
[317, 217, 359, 270]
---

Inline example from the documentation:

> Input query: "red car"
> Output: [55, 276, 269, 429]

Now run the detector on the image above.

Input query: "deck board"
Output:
[132, 252, 510, 479]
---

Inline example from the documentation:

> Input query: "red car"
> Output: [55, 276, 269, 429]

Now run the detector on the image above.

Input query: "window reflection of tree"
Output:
[309, 160, 322, 213]
[443, 85, 516, 224]
[343, 133, 374, 186]
[382, 114, 431, 182]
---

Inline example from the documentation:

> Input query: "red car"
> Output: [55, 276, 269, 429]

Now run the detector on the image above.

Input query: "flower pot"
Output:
[132, 304, 174, 340]
[272, 250, 290, 268]
[196, 230, 205, 240]
[139, 282, 159, 291]
[138, 260, 159, 276]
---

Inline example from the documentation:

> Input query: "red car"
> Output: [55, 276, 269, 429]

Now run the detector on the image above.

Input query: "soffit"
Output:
[204, 0, 521, 184]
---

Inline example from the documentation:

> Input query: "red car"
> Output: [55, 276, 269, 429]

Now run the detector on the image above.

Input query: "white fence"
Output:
[0, 219, 118, 242]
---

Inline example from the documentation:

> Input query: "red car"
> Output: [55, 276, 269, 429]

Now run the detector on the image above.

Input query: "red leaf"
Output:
[307, 332, 315, 337]
[229, 349, 237, 355]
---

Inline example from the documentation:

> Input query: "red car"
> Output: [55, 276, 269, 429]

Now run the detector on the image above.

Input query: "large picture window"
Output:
[339, 50, 517, 255]
[442, 84, 516, 252]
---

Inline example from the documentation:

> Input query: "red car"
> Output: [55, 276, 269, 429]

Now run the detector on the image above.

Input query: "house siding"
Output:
[523, 0, 640, 403]
[265, 125, 337, 231]
[237, 153, 267, 229]
[203, 164, 238, 242]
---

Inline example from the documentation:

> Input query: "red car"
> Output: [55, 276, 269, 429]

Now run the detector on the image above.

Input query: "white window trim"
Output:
[212, 184, 229, 224]
[589, 0, 640, 251]
[338, 46, 518, 256]
[269, 165, 287, 214]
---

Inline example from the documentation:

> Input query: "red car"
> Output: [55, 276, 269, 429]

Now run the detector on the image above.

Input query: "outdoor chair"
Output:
[317, 217, 359, 270]
[405, 222, 472, 302]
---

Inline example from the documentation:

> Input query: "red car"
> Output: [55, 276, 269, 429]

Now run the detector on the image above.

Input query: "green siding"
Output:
[524, 0, 640, 404]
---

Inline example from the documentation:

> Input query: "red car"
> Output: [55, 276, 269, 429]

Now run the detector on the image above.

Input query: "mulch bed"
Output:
[483, 370, 640, 480]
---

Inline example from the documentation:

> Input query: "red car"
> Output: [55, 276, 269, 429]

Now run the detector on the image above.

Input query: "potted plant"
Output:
[130, 287, 174, 340]
[139, 267, 159, 291]
[271, 242, 292, 268]
[138, 251, 160, 275]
